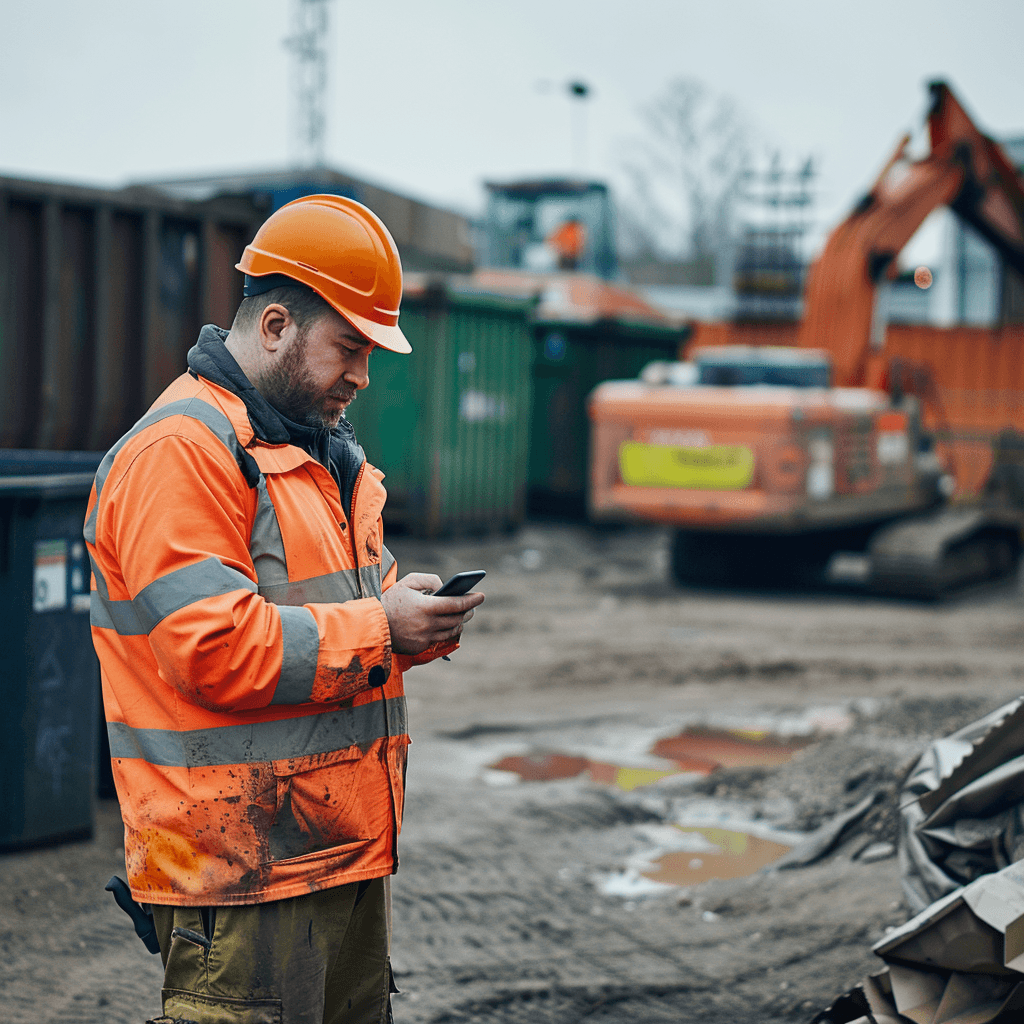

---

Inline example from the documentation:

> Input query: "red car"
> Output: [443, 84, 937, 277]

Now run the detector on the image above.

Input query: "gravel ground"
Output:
[2, 523, 1022, 1024]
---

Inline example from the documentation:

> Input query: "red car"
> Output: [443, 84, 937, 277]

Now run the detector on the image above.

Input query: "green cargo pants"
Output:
[149, 877, 394, 1024]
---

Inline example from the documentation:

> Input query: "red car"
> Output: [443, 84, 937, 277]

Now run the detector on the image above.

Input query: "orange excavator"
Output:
[588, 81, 1024, 596]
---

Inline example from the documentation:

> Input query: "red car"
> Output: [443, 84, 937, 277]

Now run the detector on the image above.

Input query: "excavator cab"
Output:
[693, 347, 831, 388]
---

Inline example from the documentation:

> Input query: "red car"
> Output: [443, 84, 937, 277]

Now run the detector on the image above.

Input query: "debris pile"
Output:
[813, 696, 1024, 1024]
[901, 697, 1024, 913]
[815, 861, 1024, 1023]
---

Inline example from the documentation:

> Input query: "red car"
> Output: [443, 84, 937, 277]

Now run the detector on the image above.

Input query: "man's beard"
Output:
[255, 331, 356, 429]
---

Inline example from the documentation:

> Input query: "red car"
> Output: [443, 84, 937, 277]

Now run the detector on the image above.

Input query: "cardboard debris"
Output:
[875, 861, 1024, 974]
[813, 967, 1024, 1024]
[813, 859, 1024, 1023]
[901, 697, 1024, 914]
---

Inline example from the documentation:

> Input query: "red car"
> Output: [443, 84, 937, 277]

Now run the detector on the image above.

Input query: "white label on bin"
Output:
[34, 539, 68, 612]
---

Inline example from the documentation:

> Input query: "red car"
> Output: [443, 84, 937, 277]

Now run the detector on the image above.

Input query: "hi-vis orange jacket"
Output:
[85, 365, 451, 907]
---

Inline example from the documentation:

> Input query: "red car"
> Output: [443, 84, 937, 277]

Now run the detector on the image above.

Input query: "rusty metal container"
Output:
[0, 175, 263, 452]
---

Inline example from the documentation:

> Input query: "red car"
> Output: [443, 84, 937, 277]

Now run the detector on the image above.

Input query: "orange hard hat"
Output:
[236, 194, 411, 354]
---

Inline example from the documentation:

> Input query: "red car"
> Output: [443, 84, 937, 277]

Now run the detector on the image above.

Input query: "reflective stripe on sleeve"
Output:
[359, 565, 384, 599]
[381, 546, 396, 583]
[271, 605, 321, 705]
[106, 696, 409, 767]
[259, 568, 362, 606]
[91, 557, 257, 636]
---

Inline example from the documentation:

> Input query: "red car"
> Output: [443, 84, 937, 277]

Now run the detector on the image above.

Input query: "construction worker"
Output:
[546, 217, 587, 270]
[85, 194, 484, 1024]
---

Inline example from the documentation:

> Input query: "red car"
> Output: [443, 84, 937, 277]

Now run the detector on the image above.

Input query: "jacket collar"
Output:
[187, 325, 292, 445]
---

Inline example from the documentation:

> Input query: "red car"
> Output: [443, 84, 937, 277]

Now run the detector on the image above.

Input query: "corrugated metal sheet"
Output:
[0, 176, 263, 451]
[886, 324, 1024, 495]
[345, 281, 534, 536]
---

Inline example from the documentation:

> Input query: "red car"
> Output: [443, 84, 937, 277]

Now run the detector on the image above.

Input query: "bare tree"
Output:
[619, 78, 755, 270]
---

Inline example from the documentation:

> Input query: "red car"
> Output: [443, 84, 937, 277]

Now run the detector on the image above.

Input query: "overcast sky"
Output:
[3, 0, 1022, 262]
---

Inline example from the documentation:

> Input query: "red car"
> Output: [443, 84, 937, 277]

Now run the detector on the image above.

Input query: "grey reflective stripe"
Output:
[85, 396, 251, 545]
[259, 568, 361, 606]
[91, 557, 257, 636]
[88, 552, 140, 632]
[106, 696, 408, 767]
[90, 590, 117, 631]
[271, 605, 320, 704]
[251, 476, 288, 589]
[381, 546, 396, 584]
[359, 565, 383, 599]
[89, 551, 111, 602]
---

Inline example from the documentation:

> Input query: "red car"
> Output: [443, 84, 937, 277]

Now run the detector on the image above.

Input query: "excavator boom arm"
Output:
[799, 81, 1024, 388]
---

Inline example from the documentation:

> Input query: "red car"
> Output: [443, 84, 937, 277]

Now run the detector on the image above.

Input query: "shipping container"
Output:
[530, 319, 686, 516]
[885, 323, 1024, 497]
[345, 278, 535, 536]
[467, 270, 688, 517]
[140, 167, 476, 274]
[0, 175, 264, 452]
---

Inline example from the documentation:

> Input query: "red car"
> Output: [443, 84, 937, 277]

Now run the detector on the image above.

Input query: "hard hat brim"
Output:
[341, 307, 413, 354]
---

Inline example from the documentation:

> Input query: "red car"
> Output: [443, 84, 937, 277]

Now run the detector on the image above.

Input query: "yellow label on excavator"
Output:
[619, 442, 755, 490]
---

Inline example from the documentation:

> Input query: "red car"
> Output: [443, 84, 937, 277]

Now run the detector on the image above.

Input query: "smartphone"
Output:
[433, 570, 486, 597]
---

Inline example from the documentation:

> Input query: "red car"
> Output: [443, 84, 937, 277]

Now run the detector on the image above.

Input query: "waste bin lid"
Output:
[0, 451, 103, 498]
[0, 473, 97, 497]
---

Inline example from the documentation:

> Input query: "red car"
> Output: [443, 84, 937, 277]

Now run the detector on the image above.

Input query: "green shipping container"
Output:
[346, 281, 534, 537]
[529, 319, 685, 517]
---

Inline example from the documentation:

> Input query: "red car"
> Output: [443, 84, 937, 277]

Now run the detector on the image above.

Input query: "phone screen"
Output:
[433, 570, 486, 597]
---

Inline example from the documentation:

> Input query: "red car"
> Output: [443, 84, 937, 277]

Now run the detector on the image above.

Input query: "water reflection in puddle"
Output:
[489, 728, 810, 791]
[650, 728, 810, 772]
[488, 752, 678, 792]
[642, 826, 792, 885]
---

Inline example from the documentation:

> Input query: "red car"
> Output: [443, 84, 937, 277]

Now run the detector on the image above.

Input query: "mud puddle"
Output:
[489, 727, 811, 790]
[642, 825, 793, 885]
[597, 820, 802, 897]
[488, 751, 678, 791]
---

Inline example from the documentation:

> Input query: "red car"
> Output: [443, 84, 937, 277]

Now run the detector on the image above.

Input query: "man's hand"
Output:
[381, 573, 485, 655]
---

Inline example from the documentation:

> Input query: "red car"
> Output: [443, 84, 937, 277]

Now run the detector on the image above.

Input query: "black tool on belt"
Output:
[106, 875, 161, 954]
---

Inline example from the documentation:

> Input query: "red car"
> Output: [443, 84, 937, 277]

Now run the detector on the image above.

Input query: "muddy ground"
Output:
[2, 522, 1023, 1024]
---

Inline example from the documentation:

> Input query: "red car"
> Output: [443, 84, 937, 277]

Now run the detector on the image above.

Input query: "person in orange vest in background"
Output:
[85, 194, 484, 1024]
[546, 216, 587, 270]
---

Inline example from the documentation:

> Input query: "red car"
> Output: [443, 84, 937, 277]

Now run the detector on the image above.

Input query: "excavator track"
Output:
[868, 508, 1021, 599]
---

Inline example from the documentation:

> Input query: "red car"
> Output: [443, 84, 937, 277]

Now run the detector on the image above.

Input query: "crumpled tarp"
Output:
[900, 696, 1024, 914]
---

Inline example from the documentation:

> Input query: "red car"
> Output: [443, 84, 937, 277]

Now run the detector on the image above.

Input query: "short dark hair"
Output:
[231, 281, 334, 335]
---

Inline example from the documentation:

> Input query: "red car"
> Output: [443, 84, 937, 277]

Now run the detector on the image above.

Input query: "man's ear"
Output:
[258, 303, 293, 354]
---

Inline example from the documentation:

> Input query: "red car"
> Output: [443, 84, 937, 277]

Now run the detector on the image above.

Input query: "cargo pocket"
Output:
[267, 747, 368, 862]
[162, 989, 282, 1024]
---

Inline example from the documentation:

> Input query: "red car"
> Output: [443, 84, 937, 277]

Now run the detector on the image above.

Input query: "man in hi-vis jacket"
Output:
[85, 194, 483, 1024]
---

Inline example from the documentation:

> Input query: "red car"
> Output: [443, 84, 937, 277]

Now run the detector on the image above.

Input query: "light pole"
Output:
[568, 80, 591, 176]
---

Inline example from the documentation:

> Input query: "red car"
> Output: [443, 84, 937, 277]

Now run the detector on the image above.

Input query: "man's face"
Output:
[258, 309, 374, 429]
